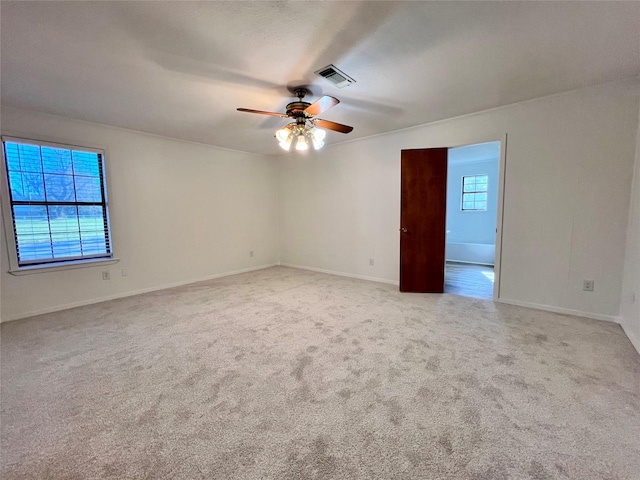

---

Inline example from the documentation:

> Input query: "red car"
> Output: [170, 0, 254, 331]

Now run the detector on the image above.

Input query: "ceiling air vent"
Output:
[314, 64, 356, 89]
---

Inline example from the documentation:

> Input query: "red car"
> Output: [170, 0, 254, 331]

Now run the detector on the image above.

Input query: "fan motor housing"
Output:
[285, 101, 311, 117]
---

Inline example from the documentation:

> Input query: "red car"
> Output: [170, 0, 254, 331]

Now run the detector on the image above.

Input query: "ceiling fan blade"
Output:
[304, 96, 340, 116]
[314, 119, 353, 134]
[237, 108, 288, 118]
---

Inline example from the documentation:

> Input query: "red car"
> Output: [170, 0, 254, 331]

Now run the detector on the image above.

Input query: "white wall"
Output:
[446, 145, 499, 265]
[620, 100, 640, 352]
[279, 80, 639, 321]
[0, 106, 279, 321]
[446, 155, 499, 247]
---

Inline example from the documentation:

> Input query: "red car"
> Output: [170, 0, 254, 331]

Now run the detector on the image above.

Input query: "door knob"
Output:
[399, 227, 408, 233]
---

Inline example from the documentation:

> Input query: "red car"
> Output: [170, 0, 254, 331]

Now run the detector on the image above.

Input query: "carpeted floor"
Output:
[1, 266, 639, 479]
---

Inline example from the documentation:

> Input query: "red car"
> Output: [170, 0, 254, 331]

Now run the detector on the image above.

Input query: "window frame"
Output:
[1, 135, 117, 274]
[461, 174, 489, 212]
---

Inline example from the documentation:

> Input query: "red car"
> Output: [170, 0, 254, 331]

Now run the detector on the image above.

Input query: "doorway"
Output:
[445, 142, 500, 300]
[399, 139, 505, 300]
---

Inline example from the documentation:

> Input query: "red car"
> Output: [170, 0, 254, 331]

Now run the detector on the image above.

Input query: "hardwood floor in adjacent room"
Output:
[445, 261, 494, 300]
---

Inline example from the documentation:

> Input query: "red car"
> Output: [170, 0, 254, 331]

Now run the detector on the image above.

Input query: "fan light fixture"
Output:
[275, 123, 326, 152]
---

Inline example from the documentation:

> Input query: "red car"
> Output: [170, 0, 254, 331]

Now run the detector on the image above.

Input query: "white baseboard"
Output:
[280, 263, 400, 286]
[620, 323, 640, 355]
[497, 297, 620, 324]
[1, 264, 278, 323]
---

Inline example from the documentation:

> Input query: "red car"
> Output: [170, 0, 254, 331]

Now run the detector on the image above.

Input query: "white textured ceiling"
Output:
[2, 1, 639, 156]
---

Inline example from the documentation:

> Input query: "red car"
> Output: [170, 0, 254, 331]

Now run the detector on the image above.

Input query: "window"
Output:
[461, 174, 488, 211]
[1, 137, 112, 270]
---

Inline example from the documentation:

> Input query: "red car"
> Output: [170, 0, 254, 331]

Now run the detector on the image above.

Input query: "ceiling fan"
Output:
[237, 88, 353, 151]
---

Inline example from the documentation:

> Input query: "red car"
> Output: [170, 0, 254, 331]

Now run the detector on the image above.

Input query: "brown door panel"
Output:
[400, 148, 448, 292]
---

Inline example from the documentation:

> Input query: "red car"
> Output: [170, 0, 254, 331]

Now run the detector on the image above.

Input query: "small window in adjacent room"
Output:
[1, 137, 113, 271]
[461, 174, 488, 211]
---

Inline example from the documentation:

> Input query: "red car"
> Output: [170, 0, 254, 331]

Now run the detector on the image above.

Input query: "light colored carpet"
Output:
[1, 266, 639, 479]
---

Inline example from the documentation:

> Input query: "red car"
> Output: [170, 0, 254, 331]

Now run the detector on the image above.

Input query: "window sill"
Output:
[9, 257, 120, 276]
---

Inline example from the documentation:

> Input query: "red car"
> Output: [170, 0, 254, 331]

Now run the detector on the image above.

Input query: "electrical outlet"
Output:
[121, 269, 128, 277]
[369, 258, 374, 266]
[102, 271, 110, 281]
[583, 279, 594, 292]
[250, 250, 254, 257]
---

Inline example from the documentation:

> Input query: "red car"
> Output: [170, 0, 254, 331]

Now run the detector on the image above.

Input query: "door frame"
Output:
[442, 134, 507, 301]
[492, 134, 508, 301]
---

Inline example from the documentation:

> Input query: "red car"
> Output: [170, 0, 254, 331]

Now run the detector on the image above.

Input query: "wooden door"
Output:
[400, 148, 448, 292]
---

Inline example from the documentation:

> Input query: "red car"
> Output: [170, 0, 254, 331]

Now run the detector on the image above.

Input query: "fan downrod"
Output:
[293, 88, 308, 101]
